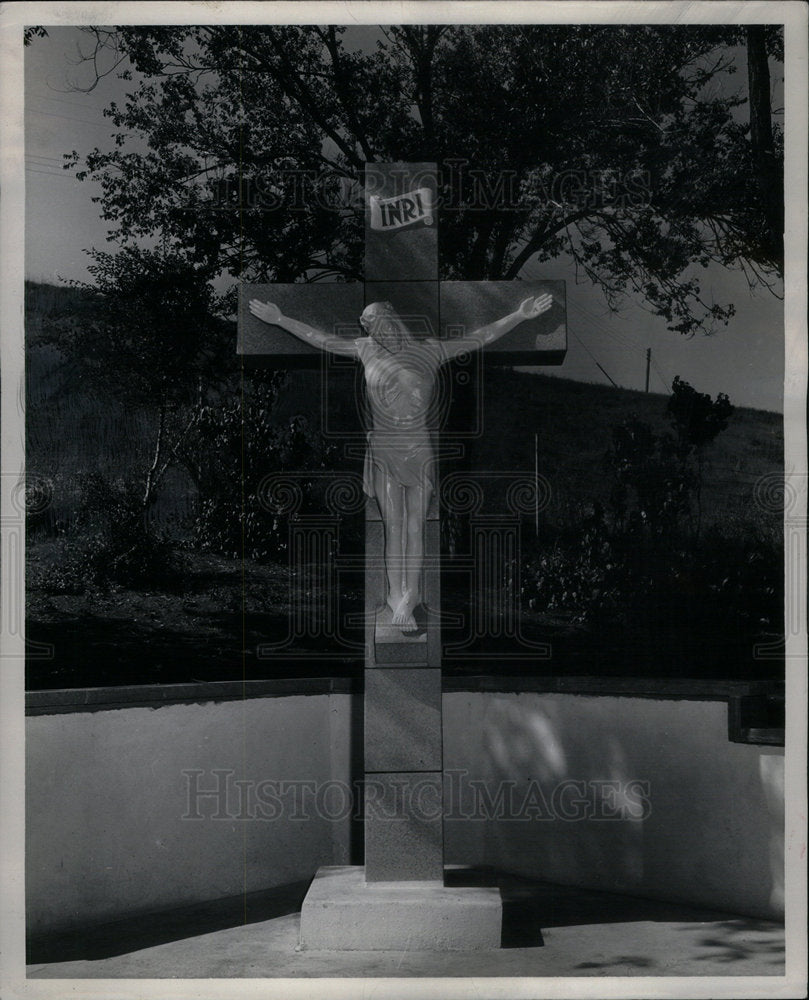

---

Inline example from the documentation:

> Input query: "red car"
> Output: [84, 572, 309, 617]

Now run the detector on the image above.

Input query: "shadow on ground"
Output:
[445, 867, 784, 954]
[23, 868, 784, 979]
[26, 881, 312, 965]
[30, 869, 784, 969]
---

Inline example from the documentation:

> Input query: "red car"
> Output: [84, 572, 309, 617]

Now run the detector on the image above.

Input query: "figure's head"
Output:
[360, 301, 413, 352]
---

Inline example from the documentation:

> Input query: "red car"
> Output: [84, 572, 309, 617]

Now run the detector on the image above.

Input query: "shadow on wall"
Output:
[444, 692, 784, 921]
[480, 695, 645, 889]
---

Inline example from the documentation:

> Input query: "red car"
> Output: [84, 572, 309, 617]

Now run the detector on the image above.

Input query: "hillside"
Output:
[472, 367, 782, 532]
[26, 279, 783, 536]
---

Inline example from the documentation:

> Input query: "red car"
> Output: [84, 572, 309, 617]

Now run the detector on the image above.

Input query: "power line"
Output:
[30, 92, 109, 113]
[24, 107, 112, 130]
[26, 156, 69, 168]
[26, 165, 68, 175]
[25, 167, 74, 178]
[570, 329, 619, 388]
[569, 301, 623, 340]
[595, 362, 618, 388]
[568, 299, 648, 354]
[569, 328, 600, 366]
[651, 357, 672, 391]
[568, 302, 652, 372]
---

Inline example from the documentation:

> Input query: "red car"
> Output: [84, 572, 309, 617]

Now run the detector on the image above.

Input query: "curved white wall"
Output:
[443, 692, 784, 920]
[26, 694, 353, 936]
[26, 689, 784, 936]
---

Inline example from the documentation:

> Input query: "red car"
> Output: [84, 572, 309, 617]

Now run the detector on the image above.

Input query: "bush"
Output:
[521, 509, 781, 633]
[520, 383, 780, 634]
[182, 376, 344, 562]
[70, 473, 187, 590]
[29, 538, 88, 595]
[522, 515, 623, 624]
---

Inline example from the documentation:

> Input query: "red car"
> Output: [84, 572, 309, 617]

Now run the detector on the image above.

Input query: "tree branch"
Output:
[224, 27, 365, 169]
[316, 27, 376, 163]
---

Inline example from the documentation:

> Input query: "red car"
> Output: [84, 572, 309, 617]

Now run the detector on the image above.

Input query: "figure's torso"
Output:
[357, 338, 441, 432]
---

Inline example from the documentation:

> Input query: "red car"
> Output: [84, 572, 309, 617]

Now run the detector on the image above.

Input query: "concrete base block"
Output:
[299, 866, 502, 951]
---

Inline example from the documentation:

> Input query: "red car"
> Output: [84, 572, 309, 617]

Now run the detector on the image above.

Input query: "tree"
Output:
[745, 25, 783, 271]
[62, 24, 783, 335]
[41, 245, 231, 512]
[667, 375, 734, 536]
[607, 377, 734, 541]
[23, 26, 48, 46]
[180, 379, 339, 561]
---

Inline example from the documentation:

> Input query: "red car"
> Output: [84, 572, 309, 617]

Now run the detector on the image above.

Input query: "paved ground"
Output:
[27, 871, 785, 979]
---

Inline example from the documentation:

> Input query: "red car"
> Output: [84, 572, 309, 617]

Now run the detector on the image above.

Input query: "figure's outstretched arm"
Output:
[248, 300, 359, 357]
[438, 293, 554, 360]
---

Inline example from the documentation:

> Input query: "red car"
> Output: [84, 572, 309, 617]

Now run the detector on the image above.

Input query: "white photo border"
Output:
[2, 3, 806, 999]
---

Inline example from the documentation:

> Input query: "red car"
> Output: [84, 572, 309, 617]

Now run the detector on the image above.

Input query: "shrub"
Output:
[182, 375, 344, 562]
[521, 508, 781, 633]
[519, 381, 780, 635]
[29, 539, 88, 596]
[71, 473, 187, 590]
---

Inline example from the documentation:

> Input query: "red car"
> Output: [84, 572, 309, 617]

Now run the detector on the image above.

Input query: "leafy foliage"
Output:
[608, 377, 735, 537]
[520, 377, 777, 631]
[41, 245, 231, 408]
[522, 511, 780, 632]
[607, 416, 695, 535]
[667, 375, 734, 452]
[179, 374, 341, 561]
[62, 24, 784, 334]
[31, 473, 188, 593]
[24, 26, 48, 46]
[38, 246, 238, 521]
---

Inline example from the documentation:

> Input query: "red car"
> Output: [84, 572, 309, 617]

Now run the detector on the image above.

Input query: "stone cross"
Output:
[238, 162, 566, 948]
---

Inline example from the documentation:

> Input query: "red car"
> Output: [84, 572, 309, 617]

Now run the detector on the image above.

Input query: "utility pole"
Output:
[645, 348, 651, 393]
[534, 432, 539, 538]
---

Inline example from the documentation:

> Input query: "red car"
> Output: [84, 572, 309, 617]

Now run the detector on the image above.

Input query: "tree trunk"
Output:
[143, 402, 166, 510]
[746, 26, 773, 158]
[746, 26, 783, 272]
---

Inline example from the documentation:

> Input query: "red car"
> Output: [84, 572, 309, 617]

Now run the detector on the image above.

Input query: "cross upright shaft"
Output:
[361, 163, 444, 882]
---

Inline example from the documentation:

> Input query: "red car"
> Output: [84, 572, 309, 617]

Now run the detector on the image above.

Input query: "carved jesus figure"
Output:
[249, 294, 553, 632]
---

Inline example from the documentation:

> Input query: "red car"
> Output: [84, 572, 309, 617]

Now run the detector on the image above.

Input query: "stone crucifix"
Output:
[239, 162, 566, 949]
[249, 285, 551, 631]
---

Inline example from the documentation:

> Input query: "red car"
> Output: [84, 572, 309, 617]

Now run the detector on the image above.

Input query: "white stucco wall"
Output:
[26, 693, 354, 936]
[26, 689, 784, 935]
[443, 692, 784, 921]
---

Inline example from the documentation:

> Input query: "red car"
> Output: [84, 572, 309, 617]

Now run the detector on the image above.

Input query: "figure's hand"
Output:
[249, 299, 282, 325]
[518, 294, 553, 320]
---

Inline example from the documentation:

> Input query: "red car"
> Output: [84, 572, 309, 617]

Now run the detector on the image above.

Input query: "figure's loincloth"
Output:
[363, 430, 436, 497]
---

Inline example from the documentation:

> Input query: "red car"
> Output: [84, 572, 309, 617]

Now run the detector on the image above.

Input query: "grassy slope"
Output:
[475, 367, 783, 531]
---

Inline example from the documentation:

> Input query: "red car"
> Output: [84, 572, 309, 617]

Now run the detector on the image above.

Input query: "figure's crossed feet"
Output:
[391, 590, 419, 633]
